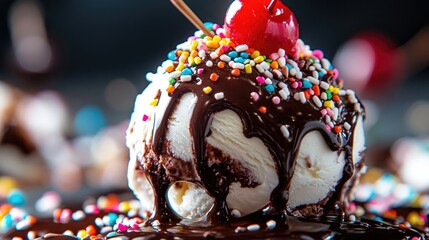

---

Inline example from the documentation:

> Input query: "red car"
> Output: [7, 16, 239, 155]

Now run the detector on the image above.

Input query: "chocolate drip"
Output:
[143, 55, 365, 223]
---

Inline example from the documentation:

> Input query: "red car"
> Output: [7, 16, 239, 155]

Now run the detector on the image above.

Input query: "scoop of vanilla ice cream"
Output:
[127, 68, 366, 219]
[167, 181, 214, 220]
[207, 109, 278, 216]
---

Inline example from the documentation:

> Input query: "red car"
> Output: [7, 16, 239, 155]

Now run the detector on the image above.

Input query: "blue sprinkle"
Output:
[318, 71, 325, 78]
[240, 52, 249, 59]
[167, 50, 177, 61]
[329, 64, 334, 70]
[7, 190, 26, 207]
[106, 232, 121, 238]
[204, 22, 214, 31]
[265, 84, 275, 93]
[302, 79, 312, 89]
[1, 214, 13, 229]
[234, 57, 245, 63]
[108, 213, 118, 226]
[286, 63, 293, 70]
[181, 68, 193, 75]
[228, 51, 238, 58]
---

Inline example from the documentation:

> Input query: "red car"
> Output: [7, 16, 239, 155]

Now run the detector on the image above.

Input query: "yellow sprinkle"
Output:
[407, 212, 425, 226]
[254, 56, 264, 64]
[299, 52, 304, 58]
[176, 62, 185, 71]
[179, 51, 189, 62]
[149, 99, 159, 107]
[212, 35, 221, 43]
[328, 85, 334, 92]
[203, 86, 212, 94]
[77, 230, 88, 238]
[188, 56, 195, 66]
[251, 50, 260, 59]
[118, 201, 131, 213]
[324, 100, 334, 109]
[245, 64, 252, 74]
[204, 36, 212, 41]
[190, 40, 198, 51]
[270, 60, 279, 69]
[206, 41, 219, 49]
[332, 87, 340, 94]
[219, 38, 229, 46]
[194, 57, 202, 65]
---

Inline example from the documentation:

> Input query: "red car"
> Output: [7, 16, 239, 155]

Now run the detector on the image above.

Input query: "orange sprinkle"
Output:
[399, 224, 410, 229]
[332, 94, 340, 102]
[53, 209, 62, 221]
[0, 204, 13, 214]
[259, 106, 267, 113]
[333, 126, 342, 134]
[327, 70, 333, 75]
[270, 61, 279, 69]
[86, 225, 97, 236]
[191, 50, 198, 57]
[383, 210, 397, 219]
[176, 50, 183, 56]
[288, 77, 296, 82]
[210, 73, 219, 81]
[312, 85, 320, 96]
[26, 216, 37, 225]
[165, 65, 174, 73]
[231, 69, 240, 76]
[166, 85, 175, 94]
[304, 91, 311, 100]
[215, 48, 224, 56]
[217, 61, 225, 69]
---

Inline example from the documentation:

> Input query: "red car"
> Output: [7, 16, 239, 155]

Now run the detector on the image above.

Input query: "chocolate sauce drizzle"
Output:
[141, 55, 365, 223]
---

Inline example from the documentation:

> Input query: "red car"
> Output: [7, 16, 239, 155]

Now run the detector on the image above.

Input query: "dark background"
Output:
[1, 0, 429, 143]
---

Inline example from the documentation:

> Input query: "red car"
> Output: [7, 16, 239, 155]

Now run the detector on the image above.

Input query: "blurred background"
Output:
[0, 0, 429, 217]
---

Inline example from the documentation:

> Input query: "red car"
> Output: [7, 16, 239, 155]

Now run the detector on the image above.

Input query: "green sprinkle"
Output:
[169, 78, 176, 85]
[326, 90, 332, 100]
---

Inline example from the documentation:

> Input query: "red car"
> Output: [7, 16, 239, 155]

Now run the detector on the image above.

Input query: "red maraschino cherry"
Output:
[224, 0, 299, 56]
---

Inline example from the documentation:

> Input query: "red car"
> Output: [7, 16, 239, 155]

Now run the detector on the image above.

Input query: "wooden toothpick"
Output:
[170, 0, 214, 37]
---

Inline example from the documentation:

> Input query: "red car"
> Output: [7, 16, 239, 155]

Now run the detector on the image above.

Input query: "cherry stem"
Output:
[267, 0, 278, 15]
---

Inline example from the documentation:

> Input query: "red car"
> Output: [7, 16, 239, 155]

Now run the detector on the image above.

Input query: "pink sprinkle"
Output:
[188, 36, 198, 41]
[221, 45, 230, 52]
[320, 109, 328, 116]
[347, 202, 357, 212]
[256, 76, 265, 84]
[250, 92, 259, 101]
[333, 69, 339, 79]
[269, 53, 280, 60]
[212, 24, 221, 31]
[291, 82, 299, 89]
[197, 68, 204, 75]
[132, 223, 140, 230]
[325, 124, 331, 131]
[60, 209, 72, 223]
[326, 108, 334, 116]
[298, 81, 303, 88]
[272, 96, 280, 105]
[308, 89, 315, 95]
[216, 29, 226, 38]
[312, 50, 324, 59]
[198, 43, 207, 51]
[84, 205, 99, 215]
[117, 223, 128, 232]
[142, 114, 149, 121]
